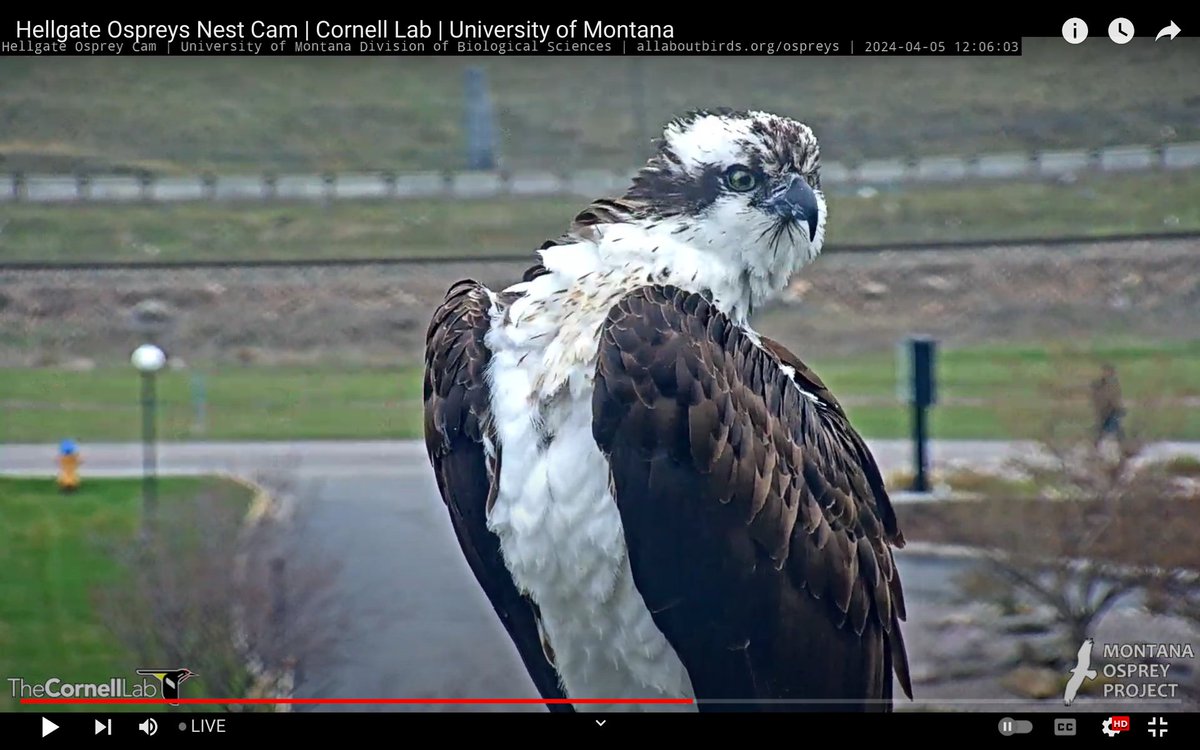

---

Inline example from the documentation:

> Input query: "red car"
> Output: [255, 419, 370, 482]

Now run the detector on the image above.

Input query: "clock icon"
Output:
[1108, 18, 1135, 43]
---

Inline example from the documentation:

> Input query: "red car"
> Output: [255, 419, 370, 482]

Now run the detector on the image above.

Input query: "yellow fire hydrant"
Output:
[57, 439, 81, 492]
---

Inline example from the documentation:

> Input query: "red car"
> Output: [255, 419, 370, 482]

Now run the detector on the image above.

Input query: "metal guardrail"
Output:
[3, 143, 1200, 205]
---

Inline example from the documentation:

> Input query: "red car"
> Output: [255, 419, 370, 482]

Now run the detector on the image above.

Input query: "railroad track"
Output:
[3, 230, 1199, 273]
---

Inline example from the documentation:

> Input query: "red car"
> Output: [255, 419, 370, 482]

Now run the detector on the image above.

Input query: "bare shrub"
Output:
[902, 357, 1200, 667]
[91, 473, 344, 710]
[966, 448, 1192, 658]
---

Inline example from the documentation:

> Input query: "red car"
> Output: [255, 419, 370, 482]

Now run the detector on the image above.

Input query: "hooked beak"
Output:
[765, 173, 819, 242]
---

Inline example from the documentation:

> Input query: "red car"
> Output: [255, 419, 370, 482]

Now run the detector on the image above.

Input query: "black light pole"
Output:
[903, 336, 937, 493]
[132, 344, 166, 527]
[912, 395, 929, 493]
[141, 370, 157, 518]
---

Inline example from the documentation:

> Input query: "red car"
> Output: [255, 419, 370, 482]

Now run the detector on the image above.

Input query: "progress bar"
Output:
[22, 698, 696, 705]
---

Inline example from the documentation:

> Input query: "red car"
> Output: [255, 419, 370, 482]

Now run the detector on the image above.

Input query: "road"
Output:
[4, 439, 1197, 712]
[7, 438, 1200, 479]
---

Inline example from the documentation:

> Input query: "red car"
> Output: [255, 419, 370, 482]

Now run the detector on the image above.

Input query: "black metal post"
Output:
[905, 336, 937, 493]
[912, 399, 929, 493]
[141, 370, 158, 524]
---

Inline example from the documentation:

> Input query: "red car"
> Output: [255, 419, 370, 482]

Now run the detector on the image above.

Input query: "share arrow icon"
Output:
[1156, 21, 1181, 40]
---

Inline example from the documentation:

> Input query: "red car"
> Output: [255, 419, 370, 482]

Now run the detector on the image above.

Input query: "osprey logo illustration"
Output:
[1064, 638, 1097, 705]
[136, 668, 196, 705]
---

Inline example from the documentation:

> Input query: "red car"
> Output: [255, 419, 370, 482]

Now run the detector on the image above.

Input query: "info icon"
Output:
[1063, 18, 1088, 44]
[1054, 718, 1077, 736]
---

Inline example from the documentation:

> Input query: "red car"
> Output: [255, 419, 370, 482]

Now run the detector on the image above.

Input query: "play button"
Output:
[42, 717, 59, 737]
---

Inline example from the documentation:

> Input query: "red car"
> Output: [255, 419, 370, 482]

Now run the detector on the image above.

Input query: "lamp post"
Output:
[132, 343, 166, 526]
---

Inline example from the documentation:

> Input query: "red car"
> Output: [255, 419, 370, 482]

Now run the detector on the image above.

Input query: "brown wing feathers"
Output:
[592, 284, 912, 710]
[764, 331, 909, 640]
[423, 280, 572, 711]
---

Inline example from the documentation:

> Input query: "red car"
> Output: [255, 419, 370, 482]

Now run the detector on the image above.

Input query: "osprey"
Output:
[423, 108, 912, 712]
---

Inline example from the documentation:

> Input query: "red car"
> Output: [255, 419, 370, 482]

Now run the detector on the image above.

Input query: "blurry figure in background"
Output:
[1091, 363, 1125, 448]
[57, 439, 81, 493]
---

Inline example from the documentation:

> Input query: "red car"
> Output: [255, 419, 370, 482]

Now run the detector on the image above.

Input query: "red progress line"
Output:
[23, 698, 694, 705]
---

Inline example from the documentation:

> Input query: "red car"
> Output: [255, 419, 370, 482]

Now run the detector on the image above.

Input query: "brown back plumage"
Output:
[591, 284, 912, 710]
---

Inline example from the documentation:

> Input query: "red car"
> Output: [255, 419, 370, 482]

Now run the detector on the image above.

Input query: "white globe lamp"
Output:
[131, 343, 166, 373]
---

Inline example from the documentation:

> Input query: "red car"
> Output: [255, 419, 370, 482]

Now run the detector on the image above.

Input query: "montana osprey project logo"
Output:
[136, 668, 196, 705]
[1063, 639, 1097, 706]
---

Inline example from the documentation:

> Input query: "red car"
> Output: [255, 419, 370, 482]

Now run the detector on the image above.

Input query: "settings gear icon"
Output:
[1102, 717, 1119, 737]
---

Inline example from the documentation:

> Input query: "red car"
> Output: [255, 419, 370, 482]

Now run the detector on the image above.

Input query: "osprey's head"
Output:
[624, 108, 826, 273]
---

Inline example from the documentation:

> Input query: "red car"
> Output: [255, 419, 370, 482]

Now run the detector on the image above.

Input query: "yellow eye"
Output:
[725, 166, 757, 192]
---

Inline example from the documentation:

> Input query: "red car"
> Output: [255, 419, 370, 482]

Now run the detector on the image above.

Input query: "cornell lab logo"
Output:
[136, 668, 196, 705]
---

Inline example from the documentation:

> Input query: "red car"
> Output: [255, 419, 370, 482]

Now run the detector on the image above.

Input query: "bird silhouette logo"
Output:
[136, 668, 197, 706]
[1063, 638, 1096, 706]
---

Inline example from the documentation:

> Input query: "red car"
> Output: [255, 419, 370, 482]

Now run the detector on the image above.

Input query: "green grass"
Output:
[0, 196, 581, 264]
[0, 476, 253, 712]
[803, 339, 1200, 402]
[1, 40, 1197, 174]
[0, 366, 425, 442]
[2, 170, 1198, 265]
[3, 339, 1198, 443]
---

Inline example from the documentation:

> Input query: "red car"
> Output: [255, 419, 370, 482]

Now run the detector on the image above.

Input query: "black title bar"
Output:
[0, 12, 1196, 56]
